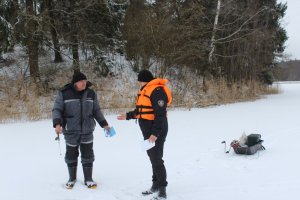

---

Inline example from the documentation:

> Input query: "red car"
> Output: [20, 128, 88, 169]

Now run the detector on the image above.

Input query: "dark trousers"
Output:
[146, 133, 168, 187]
[139, 118, 168, 187]
[65, 142, 94, 167]
[139, 119, 168, 187]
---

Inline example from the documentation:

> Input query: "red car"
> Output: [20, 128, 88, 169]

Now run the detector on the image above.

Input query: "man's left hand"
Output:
[103, 126, 110, 132]
[149, 135, 157, 143]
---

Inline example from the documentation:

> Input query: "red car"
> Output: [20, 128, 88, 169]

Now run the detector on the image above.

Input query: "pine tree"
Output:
[0, 0, 18, 60]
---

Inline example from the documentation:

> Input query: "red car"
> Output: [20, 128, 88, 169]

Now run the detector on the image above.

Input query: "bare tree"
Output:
[47, 0, 63, 63]
[26, 0, 39, 82]
[208, 0, 221, 64]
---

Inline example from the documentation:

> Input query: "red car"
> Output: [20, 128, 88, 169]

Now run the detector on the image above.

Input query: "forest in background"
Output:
[276, 60, 300, 81]
[0, 0, 288, 122]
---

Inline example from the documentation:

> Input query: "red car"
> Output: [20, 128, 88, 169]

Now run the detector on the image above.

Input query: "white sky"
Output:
[283, 0, 300, 60]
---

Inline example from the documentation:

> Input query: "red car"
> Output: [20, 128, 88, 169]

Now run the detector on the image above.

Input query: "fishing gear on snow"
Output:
[222, 133, 266, 155]
[221, 141, 229, 153]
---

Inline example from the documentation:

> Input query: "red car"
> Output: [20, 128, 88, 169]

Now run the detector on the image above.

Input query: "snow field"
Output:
[0, 83, 300, 200]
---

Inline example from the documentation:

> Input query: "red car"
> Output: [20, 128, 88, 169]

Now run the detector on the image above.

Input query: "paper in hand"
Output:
[140, 139, 155, 151]
[104, 126, 116, 137]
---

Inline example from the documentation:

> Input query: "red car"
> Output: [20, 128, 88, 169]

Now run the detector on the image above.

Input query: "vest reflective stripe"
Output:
[64, 99, 80, 103]
[135, 79, 172, 120]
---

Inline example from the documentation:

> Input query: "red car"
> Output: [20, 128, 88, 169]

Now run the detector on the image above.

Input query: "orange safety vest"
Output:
[135, 79, 172, 120]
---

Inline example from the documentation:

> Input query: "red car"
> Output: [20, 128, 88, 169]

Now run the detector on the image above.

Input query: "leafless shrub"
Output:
[0, 65, 281, 123]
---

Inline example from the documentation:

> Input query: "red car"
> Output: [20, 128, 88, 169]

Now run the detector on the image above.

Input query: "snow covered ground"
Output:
[1, 83, 300, 200]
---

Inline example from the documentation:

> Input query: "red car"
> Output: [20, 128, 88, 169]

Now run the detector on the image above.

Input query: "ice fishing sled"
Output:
[233, 142, 265, 155]
[233, 134, 265, 155]
[222, 133, 266, 155]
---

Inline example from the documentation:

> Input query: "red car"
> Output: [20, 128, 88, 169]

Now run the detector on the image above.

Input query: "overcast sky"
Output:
[283, 0, 300, 60]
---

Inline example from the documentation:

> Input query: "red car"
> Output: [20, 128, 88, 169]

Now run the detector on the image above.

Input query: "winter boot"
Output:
[152, 186, 167, 200]
[66, 166, 77, 189]
[142, 183, 159, 196]
[83, 167, 97, 189]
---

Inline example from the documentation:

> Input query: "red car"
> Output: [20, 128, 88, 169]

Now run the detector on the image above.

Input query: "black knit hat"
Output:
[138, 69, 154, 82]
[72, 72, 87, 83]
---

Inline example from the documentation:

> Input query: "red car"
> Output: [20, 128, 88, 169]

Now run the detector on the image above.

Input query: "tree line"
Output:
[277, 60, 300, 81]
[0, 0, 288, 85]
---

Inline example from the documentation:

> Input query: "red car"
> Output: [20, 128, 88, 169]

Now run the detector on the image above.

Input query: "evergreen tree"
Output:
[0, 0, 18, 60]
[1, 0, 288, 85]
[51, 0, 126, 73]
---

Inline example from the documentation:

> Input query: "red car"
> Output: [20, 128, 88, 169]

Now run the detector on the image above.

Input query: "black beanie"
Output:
[72, 72, 87, 83]
[138, 69, 154, 82]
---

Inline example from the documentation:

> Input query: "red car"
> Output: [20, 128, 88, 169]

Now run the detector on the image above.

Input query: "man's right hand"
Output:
[55, 124, 62, 134]
[117, 113, 126, 120]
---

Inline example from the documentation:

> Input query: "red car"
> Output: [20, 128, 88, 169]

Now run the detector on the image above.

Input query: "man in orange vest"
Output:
[117, 69, 172, 200]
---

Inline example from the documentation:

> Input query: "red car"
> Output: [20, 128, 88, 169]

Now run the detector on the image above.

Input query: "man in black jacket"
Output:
[52, 72, 110, 189]
[117, 70, 172, 200]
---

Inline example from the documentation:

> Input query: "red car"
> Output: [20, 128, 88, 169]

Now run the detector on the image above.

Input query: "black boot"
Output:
[152, 186, 167, 199]
[142, 183, 159, 196]
[158, 186, 167, 199]
[83, 167, 97, 189]
[66, 166, 77, 189]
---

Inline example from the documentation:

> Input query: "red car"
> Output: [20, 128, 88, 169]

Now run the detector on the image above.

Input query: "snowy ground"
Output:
[1, 83, 300, 200]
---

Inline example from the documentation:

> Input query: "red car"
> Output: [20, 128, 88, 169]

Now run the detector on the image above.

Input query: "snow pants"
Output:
[139, 118, 168, 187]
[64, 133, 95, 167]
